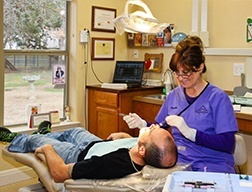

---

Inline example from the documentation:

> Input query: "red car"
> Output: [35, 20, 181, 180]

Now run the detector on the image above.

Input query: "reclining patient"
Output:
[0, 121, 177, 183]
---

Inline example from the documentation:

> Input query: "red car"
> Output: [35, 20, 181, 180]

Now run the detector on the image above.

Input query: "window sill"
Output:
[9, 121, 81, 134]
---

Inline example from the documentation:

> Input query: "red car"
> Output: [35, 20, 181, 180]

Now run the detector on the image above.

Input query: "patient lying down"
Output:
[1, 122, 177, 183]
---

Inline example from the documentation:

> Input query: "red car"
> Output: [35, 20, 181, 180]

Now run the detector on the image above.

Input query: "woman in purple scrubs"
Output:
[124, 36, 238, 173]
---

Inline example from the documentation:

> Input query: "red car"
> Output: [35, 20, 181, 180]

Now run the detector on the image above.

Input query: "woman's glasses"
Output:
[172, 70, 193, 79]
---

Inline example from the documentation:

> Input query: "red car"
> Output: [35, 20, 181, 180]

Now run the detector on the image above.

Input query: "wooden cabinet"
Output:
[236, 113, 252, 135]
[88, 85, 252, 138]
[133, 100, 161, 123]
[87, 85, 162, 139]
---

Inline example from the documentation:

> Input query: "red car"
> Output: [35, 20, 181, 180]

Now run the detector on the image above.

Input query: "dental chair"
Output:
[2, 147, 190, 192]
[233, 133, 247, 173]
[2, 134, 246, 192]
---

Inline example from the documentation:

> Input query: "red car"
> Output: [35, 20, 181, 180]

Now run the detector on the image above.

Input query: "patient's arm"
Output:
[107, 132, 132, 140]
[35, 144, 74, 183]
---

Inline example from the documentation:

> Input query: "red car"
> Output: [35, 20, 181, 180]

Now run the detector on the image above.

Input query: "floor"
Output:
[0, 177, 41, 192]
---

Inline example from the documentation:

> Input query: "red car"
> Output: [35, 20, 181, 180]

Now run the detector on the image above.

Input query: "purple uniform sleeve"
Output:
[196, 131, 236, 154]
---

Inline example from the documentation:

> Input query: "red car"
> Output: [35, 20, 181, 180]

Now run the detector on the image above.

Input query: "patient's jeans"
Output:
[8, 127, 102, 164]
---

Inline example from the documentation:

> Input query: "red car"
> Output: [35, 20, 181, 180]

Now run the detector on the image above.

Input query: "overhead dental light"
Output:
[113, 0, 169, 35]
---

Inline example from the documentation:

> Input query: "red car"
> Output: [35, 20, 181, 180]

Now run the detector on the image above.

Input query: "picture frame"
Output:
[30, 113, 51, 128]
[144, 53, 164, 73]
[134, 33, 142, 46]
[91, 6, 116, 33]
[50, 111, 60, 124]
[26, 103, 41, 128]
[91, 37, 115, 60]
[164, 24, 175, 47]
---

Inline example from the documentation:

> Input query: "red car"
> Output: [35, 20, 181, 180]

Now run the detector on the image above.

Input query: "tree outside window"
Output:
[3, 0, 68, 126]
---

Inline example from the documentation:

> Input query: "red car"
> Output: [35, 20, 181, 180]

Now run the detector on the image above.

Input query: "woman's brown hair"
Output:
[169, 36, 206, 74]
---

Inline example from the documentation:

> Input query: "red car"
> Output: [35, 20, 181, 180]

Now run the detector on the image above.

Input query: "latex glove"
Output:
[166, 115, 196, 142]
[123, 113, 147, 129]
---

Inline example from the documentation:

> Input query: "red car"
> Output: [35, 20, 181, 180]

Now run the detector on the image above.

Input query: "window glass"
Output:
[4, 0, 67, 126]
[4, 0, 66, 50]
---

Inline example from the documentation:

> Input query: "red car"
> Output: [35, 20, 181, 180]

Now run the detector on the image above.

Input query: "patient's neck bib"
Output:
[84, 138, 138, 160]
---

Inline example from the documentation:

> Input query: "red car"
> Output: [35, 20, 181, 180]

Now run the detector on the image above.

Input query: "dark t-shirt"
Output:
[72, 141, 143, 179]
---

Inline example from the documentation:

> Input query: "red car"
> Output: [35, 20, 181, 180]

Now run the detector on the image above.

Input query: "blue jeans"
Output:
[8, 127, 102, 164]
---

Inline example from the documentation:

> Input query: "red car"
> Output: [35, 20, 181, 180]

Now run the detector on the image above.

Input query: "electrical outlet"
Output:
[133, 49, 138, 58]
[233, 63, 245, 76]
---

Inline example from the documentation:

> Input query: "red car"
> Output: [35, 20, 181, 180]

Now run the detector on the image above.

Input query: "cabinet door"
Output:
[133, 101, 161, 122]
[95, 106, 118, 139]
[132, 102, 162, 136]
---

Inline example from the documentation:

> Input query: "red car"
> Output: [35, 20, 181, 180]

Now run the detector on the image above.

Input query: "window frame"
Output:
[1, 1, 70, 127]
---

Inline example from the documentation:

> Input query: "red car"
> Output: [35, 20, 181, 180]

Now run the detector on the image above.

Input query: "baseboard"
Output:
[0, 166, 37, 186]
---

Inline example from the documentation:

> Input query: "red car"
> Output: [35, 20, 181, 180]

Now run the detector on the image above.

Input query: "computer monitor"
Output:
[112, 61, 145, 87]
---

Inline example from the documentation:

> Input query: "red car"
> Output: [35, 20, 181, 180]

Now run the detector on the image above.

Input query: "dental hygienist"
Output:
[124, 36, 238, 173]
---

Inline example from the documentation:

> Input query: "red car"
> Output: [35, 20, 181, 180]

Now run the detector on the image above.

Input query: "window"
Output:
[3, 0, 68, 126]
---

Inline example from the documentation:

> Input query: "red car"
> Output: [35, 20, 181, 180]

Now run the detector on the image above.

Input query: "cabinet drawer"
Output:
[95, 91, 118, 107]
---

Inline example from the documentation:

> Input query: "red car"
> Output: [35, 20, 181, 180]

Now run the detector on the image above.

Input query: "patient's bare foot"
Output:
[35, 146, 45, 161]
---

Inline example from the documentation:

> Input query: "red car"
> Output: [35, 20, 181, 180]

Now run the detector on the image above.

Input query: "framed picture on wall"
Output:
[91, 37, 115, 60]
[91, 6, 116, 33]
[144, 53, 163, 73]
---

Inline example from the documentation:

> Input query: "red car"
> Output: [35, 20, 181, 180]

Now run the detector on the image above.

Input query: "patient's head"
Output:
[138, 125, 177, 168]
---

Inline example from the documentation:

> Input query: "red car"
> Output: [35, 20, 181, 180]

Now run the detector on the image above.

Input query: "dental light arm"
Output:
[113, 0, 169, 35]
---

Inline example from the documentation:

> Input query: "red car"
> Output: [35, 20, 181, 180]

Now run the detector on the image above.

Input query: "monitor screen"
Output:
[112, 61, 145, 84]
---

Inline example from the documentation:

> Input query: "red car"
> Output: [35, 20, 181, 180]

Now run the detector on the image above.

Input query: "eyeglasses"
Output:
[172, 70, 193, 79]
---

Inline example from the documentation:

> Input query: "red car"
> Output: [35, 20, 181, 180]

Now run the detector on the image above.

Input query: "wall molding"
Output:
[204, 48, 252, 56]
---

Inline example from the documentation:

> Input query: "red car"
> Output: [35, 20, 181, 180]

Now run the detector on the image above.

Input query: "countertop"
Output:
[86, 85, 163, 93]
[133, 95, 252, 122]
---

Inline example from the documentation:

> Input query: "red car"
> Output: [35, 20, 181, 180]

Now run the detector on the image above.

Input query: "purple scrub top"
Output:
[156, 83, 238, 173]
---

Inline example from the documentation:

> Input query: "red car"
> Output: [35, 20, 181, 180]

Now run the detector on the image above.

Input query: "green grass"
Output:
[4, 68, 65, 125]
[5, 69, 64, 92]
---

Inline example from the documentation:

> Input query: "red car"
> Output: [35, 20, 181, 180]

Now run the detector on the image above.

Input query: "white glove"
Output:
[123, 113, 147, 129]
[165, 115, 196, 142]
